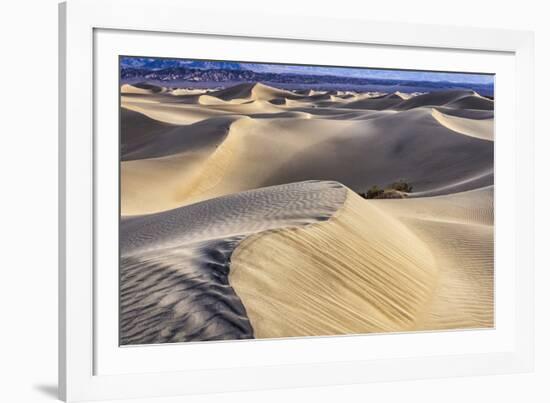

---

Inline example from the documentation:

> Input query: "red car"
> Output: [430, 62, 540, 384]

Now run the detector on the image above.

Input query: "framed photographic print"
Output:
[59, 0, 534, 401]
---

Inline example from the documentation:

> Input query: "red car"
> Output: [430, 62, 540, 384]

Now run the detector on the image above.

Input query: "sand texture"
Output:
[120, 82, 494, 344]
[120, 181, 346, 344]
[121, 83, 493, 215]
[230, 187, 493, 338]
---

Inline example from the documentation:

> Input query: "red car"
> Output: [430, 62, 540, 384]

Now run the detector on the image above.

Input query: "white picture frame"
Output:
[59, 0, 534, 401]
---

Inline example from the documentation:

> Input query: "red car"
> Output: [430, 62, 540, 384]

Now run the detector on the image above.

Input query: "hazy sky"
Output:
[121, 57, 494, 85]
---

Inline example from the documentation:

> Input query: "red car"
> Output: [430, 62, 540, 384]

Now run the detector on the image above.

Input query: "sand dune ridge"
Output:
[230, 186, 494, 337]
[120, 181, 347, 344]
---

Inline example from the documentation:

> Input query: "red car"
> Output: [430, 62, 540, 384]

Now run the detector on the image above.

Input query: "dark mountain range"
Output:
[120, 66, 494, 97]
[121, 58, 245, 71]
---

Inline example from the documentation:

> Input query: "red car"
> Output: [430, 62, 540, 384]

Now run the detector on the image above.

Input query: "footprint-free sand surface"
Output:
[120, 82, 494, 344]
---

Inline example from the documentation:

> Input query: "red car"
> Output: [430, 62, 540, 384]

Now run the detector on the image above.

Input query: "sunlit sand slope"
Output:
[432, 108, 494, 141]
[120, 112, 241, 214]
[373, 186, 494, 330]
[120, 181, 346, 344]
[230, 190, 437, 337]
[121, 83, 166, 95]
[230, 186, 493, 338]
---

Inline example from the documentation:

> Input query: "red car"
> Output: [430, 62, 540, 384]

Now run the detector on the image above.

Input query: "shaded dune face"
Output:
[261, 108, 493, 196]
[121, 109, 238, 161]
[121, 236, 249, 345]
[120, 181, 347, 344]
[121, 83, 166, 95]
[208, 82, 300, 102]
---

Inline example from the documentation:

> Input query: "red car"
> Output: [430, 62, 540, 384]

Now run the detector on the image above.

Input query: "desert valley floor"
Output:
[119, 82, 494, 345]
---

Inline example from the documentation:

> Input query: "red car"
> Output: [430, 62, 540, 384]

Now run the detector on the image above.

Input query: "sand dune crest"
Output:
[230, 190, 438, 337]
[120, 181, 347, 344]
[431, 108, 494, 141]
[230, 186, 494, 337]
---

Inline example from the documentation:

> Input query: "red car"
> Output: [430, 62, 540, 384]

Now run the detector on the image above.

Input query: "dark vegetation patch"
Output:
[358, 180, 413, 200]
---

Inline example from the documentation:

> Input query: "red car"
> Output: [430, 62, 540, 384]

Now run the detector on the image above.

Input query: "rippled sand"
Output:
[120, 181, 346, 344]
[120, 82, 494, 344]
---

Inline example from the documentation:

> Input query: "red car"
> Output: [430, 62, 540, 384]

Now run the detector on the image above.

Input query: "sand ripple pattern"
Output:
[230, 190, 438, 337]
[229, 187, 493, 338]
[120, 180, 347, 345]
[373, 186, 494, 329]
[119, 83, 494, 343]
[121, 85, 494, 215]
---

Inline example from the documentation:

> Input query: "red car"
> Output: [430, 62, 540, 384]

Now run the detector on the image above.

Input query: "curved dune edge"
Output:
[120, 87, 494, 215]
[411, 169, 493, 198]
[121, 83, 163, 95]
[120, 115, 240, 215]
[229, 186, 494, 338]
[431, 108, 494, 141]
[173, 117, 250, 205]
[121, 106, 494, 215]
[119, 181, 347, 344]
[229, 189, 439, 338]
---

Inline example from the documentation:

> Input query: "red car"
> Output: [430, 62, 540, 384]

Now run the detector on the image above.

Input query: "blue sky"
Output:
[121, 56, 493, 85]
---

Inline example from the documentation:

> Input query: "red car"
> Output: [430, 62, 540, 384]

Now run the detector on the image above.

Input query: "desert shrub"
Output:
[365, 185, 384, 199]
[358, 182, 412, 200]
[374, 189, 408, 199]
[390, 180, 413, 193]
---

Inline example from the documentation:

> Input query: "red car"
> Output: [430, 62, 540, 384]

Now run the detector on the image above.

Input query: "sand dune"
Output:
[371, 186, 494, 329]
[119, 79, 494, 345]
[261, 108, 493, 197]
[431, 108, 494, 140]
[395, 89, 470, 109]
[121, 99, 231, 125]
[121, 111, 245, 214]
[121, 83, 165, 94]
[445, 95, 494, 110]
[337, 89, 493, 112]
[411, 168, 493, 197]
[121, 85, 494, 215]
[394, 91, 423, 100]
[230, 189, 437, 336]
[121, 108, 237, 160]
[230, 186, 493, 338]
[340, 93, 404, 110]
[197, 94, 244, 106]
[120, 181, 347, 344]
[209, 82, 299, 102]
[119, 180, 493, 344]
[170, 88, 213, 96]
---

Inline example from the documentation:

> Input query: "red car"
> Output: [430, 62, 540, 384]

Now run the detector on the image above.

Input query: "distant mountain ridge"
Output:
[121, 58, 246, 71]
[120, 66, 494, 97]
